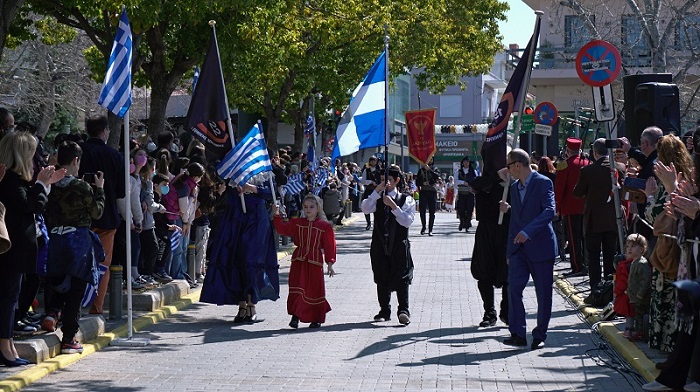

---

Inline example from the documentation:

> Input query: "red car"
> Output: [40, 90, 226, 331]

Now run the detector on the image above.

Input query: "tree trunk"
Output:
[107, 112, 122, 149]
[147, 86, 170, 139]
[0, 0, 25, 62]
[35, 44, 55, 138]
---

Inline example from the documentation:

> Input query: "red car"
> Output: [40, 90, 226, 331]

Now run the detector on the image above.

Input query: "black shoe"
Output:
[289, 315, 299, 329]
[243, 305, 257, 322]
[309, 322, 322, 328]
[583, 294, 595, 305]
[531, 338, 545, 350]
[420, 227, 426, 235]
[398, 312, 411, 325]
[233, 307, 247, 323]
[499, 314, 509, 326]
[373, 311, 391, 322]
[563, 269, 587, 277]
[365, 223, 372, 230]
[479, 312, 497, 327]
[503, 334, 527, 347]
[458, 223, 463, 231]
[428, 232, 433, 236]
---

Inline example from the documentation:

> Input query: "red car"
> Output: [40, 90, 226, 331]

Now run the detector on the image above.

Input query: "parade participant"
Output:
[273, 195, 336, 329]
[455, 156, 476, 232]
[498, 149, 557, 349]
[361, 164, 416, 325]
[43, 141, 105, 354]
[554, 138, 589, 276]
[200, 172, 280, 322]
[470, 172, 510, 327]
[416, 157, 440, 236]
[361, 156, 382, 230]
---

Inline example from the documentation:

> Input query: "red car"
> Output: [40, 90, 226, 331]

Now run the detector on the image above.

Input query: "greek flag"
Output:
[216, 123, 272, 186]
[312, 168, 329, 195]
[304, 115, 315, 137]
[98, 9, 132, 118]
[81, 263, 107, 308]
[331, 51, 387, 162]
[283, 176, 305, 196]
[171, 230, 182, 254]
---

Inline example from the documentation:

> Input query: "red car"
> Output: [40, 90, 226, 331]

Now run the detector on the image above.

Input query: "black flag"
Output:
[481, 17, 541, 175]
[185, 29, 232, 163]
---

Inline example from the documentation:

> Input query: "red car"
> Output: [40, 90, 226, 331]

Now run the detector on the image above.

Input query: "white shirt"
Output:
[361, 188, 416, 228]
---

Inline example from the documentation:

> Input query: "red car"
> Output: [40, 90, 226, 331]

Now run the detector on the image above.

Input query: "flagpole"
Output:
[209, 20, 245, 213]
[512, 10, 543, 149]
[383, 24, 390, 183]
[123, 110, 134, 338]
[261, 120, 278, 207]
[498, 10, 542, 225]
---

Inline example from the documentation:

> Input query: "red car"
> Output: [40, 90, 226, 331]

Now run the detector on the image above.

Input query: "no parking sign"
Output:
[575, 40, 621, 87]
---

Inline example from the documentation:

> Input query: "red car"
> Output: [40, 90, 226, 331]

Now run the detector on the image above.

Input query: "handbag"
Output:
[649, 213, 680, 279]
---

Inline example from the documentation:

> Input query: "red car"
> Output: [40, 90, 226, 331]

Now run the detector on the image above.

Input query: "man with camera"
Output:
[574, 138, 624, 295]
[620, 126, 662, 216]
[554, 138, 589, 276]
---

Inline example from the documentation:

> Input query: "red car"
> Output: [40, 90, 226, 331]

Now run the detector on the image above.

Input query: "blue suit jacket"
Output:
[506, 172, 558, 262]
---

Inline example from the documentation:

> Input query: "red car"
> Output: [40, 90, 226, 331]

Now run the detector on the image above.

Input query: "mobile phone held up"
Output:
[623, 176, 646, 190]
[604, 139, 622, 149]
[83, 173, 96, 183]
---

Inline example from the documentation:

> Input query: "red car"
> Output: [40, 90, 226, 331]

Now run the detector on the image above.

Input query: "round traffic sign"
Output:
[534, 102, 558, 126]
[575, 40, 622, 87]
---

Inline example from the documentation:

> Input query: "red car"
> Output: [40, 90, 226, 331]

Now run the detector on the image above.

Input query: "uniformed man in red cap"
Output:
[554, 138, 589, 275]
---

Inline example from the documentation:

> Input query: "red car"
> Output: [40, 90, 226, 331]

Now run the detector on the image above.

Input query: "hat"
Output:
[566, 137, 582, 151]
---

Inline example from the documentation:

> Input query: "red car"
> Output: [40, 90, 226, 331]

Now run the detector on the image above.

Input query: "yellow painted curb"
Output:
[0, 290, 201, 392]
[554, 276, 659, 382]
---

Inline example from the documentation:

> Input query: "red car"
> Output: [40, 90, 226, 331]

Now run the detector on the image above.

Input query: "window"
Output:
[439, 95, 462, 118]
[676, 16, 700, 49]
[622, 15, 651, 67]
[565, 15, 595, 50]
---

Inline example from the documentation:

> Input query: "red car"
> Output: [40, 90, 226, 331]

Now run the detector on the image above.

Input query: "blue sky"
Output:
[499, 0, 537, 49]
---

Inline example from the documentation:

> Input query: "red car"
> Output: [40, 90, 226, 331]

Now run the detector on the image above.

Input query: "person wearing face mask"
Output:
[151, 174, 177, 282]
[113, 149, 147, 289]
[161, 162, 204, 284]
[138, 157, 171, 283]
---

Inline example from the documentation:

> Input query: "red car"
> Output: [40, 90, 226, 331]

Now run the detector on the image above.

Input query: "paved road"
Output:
[19, 212, 642, 391]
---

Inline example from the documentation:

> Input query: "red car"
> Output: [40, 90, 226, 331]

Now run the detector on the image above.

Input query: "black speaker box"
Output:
[622, 73, 672, 146]
[634, 82, 680, 137]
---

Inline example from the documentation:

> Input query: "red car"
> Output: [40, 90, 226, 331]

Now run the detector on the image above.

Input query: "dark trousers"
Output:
[0, 272, 22, 339]
[139, 228, 159, 276]
[15, 273, 40, 323]
[154, 229, 172, 273]
[656, 321, 699, 389]
[585, 230, 617, 288]
[376, 283, 410, 317]
[477, 280, 508, 317]
[456, 192, 474, 229]
[564, 214, 586, 271]
[113, 221, 142, 271]
[46, 276, 87, 343]
[419, 191, 437, 232]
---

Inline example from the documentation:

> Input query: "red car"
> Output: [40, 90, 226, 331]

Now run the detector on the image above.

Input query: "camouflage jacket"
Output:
[45, 176, 105, 228]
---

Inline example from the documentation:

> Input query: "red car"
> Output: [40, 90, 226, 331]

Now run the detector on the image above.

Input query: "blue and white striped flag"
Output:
[331, 51, 387, 162]
[171, 230, 182, 254]
[304, 115, 316, 137]
[98, 9, 132, 118]
[312, 167, 329, 195]
[216, 123, 273, 186]
[191, 66, 200, 95]
[283, 178, 305, 196]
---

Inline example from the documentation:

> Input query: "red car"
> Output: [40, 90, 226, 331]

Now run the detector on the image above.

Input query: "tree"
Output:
[219, 0, 509, 151]
[0, 0, 25, 61]
[556, 0, 700, 126]
[28, 0, 229, 146]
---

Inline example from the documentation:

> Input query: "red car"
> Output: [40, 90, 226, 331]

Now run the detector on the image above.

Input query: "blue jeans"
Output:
[169, 218, 187, 279]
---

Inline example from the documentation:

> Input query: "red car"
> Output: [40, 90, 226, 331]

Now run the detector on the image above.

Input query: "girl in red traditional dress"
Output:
[273, 194, 337, 328]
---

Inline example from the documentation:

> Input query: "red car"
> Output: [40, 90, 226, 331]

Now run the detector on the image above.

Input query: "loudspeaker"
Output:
[634, 82, 680, 138]
[622, 74, 672, 146]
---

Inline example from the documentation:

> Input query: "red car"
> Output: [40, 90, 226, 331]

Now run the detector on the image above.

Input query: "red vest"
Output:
[554, 154, 588, 215]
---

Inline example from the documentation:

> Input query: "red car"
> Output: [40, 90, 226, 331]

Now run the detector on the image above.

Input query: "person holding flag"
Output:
[200, 124, 280, 322]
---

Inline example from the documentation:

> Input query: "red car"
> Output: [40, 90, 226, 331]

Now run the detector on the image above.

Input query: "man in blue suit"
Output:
[498, 149, 558, 350]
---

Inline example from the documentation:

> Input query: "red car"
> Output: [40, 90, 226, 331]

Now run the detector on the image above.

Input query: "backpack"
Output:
[586, 279, 614, 308]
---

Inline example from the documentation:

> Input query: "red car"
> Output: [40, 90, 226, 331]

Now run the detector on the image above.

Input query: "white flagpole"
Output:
[383, 24, 390, 180]
[123, 110, 133, 338]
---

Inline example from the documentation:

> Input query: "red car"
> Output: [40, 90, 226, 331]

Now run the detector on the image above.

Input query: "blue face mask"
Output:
[160, 185, 170, 195]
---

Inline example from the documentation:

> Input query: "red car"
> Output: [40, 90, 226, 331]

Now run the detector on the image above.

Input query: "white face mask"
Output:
[170, 144, 180, 153]
[146, 142, 157, 152]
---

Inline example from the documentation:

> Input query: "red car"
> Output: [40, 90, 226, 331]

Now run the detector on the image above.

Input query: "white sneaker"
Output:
[642, 380, 673, 391]
[685, 382, 700, 392]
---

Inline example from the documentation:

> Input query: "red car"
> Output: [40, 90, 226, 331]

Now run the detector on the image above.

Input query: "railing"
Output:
[506, 46, 659, 70]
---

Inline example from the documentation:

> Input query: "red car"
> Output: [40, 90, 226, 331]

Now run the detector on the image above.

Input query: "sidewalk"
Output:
[1, 211, 661, 391]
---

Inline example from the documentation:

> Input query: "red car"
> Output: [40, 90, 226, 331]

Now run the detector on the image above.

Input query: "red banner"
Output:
[405, 108, 437, 165]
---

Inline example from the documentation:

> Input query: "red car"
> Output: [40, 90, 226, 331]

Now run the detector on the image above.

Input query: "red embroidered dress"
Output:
[273, 216, 336, 323]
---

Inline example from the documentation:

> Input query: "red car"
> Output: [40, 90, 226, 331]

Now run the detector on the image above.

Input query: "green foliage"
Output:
[35, 17, 78, 45]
